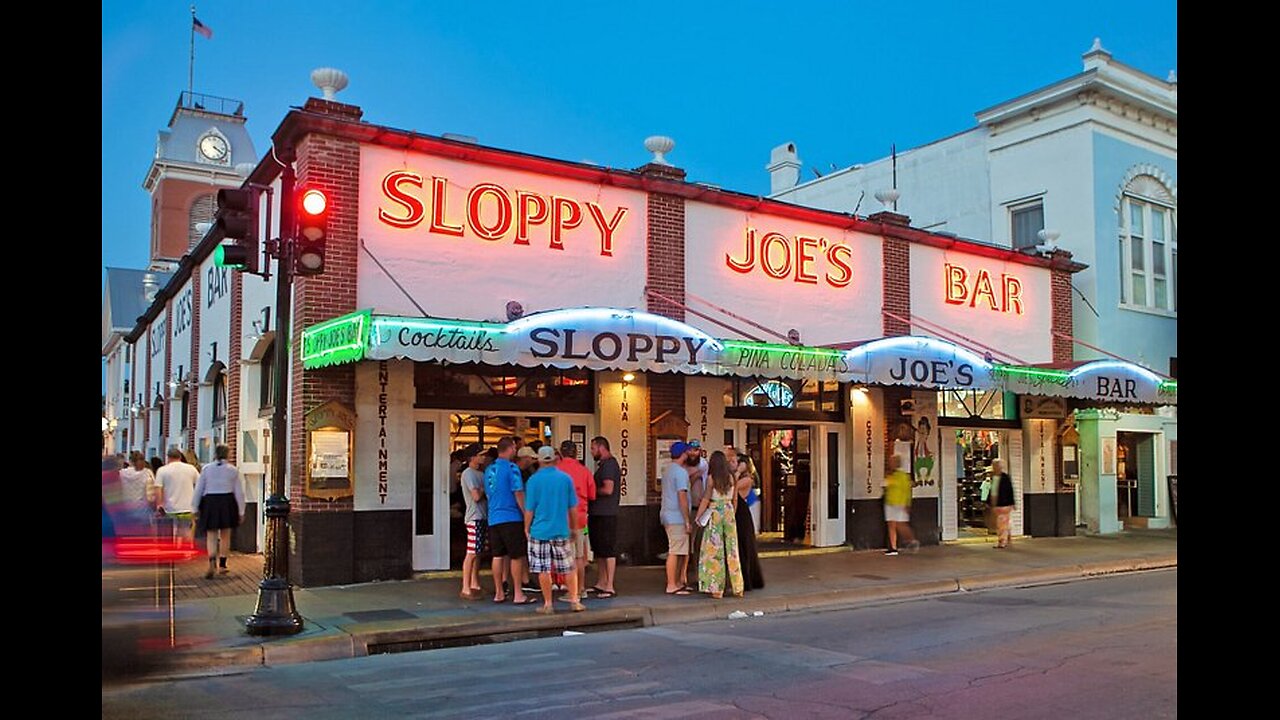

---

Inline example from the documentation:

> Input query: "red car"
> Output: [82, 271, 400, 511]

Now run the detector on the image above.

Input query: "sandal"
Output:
[535, 606, 555, 615]
[593, 590, 617, 599]
[512, 597, 539, 605]
[570, 602, 587, 613]
[666, 587, 692, 596]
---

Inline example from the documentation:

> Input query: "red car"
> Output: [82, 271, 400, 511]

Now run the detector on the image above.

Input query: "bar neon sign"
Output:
[945, 263, 1024, 314]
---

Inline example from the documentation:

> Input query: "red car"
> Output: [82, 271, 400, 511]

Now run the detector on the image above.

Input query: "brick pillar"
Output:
[1051, 262, 1074, 363]
[882, 236, 911, 337]
[287, 100, 362, 586]
[188, 278, 201, 451]
[227, 272, 242, 462]
[144, 332, 152, 452]
[642, 162, 687, 505]
[162, 300, 172, 444]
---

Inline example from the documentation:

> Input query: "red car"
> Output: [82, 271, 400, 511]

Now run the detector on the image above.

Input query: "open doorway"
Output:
[746, 425, 812, 547]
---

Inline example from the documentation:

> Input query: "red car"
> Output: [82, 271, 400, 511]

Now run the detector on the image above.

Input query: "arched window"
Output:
[180, 389, 190, 431]
[212, 371, 228, 424]
[260, 341, 276, 410]
[1119, 175, 1176, 313]
[188, 193, 216, 250]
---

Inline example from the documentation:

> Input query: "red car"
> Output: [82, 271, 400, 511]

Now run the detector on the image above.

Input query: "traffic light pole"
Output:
[246, 162, 303, 636]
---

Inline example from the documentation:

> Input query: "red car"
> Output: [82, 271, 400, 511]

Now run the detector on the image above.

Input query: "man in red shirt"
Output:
[557, 440, 596, 601]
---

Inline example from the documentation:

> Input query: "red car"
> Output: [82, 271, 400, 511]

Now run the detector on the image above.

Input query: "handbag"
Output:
[696, 507, 713, 527]
[979, 479, 991, 502]
[745, 488, 759, 507]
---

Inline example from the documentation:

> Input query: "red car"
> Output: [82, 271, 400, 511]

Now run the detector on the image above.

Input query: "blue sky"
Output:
[102, 0, 1176, 273]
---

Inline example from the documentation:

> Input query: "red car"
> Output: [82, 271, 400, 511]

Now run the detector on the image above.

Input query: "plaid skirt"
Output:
[527, 538, 574, 575]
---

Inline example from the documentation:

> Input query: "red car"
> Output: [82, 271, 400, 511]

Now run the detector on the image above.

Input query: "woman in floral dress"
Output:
[694, 451, 744, 599]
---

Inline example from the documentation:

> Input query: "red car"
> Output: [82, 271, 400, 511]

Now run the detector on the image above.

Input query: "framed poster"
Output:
[306, 401, 356, 500]
[1100, 437, 1117, 476]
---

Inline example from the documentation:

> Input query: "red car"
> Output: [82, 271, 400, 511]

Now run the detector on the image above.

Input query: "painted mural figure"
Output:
[913, 416, 935, 487]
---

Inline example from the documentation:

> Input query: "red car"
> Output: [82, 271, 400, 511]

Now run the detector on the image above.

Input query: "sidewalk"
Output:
[133, 530, 1176, 676]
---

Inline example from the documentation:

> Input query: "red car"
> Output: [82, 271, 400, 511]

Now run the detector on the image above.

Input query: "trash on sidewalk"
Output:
[728, 610, 748, 619]
[562, 630, 585, 637]
[752, 611, 764, 617]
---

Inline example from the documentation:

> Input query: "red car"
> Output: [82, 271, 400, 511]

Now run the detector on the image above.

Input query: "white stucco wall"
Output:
[358, 145, 648, 321]
[355, 360, 415, 511]
[684, 202, 883, 346]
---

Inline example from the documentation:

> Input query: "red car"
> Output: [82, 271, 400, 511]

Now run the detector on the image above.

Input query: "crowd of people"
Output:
[102, 444, 244, 578]
[455, 434, 768, 614]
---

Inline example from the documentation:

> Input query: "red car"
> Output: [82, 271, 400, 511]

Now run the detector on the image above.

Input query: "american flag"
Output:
[193, 17, 213, 39]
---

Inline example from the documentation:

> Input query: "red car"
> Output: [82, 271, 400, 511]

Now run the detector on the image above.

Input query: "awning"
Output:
[300, 308, 1177, 406]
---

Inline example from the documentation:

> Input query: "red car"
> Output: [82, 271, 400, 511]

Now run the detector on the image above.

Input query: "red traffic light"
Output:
[295, 186, 329, 275]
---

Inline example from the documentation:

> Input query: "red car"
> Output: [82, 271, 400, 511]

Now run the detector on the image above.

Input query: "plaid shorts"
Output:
[527, 538, 575, 575]
[465, 520, 488, 555]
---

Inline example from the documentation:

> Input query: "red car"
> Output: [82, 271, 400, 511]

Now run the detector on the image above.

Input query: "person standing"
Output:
[727, 448, 764, 591]
[587, 436, 621, 598]
[192, 445, 246, 579]
[990, 459, 1016, 549]
[558, 440, 596, 601]
[684, 441, 709, 590]
[525, 446, 585, 615]
[694, 451, 744, 599]
[459, 444, 488, 599]
[882, 454, 919, 556]
[661, 442, 693, 595]
[155, 447, 199, 544]
[120, 451, 155, 523]
[486, 437, 535, 604]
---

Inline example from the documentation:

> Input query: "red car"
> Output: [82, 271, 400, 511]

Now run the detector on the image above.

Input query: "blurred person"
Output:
[882, 455, 919, 556]
[120, 451, 155, 520]
[990, 459, 1016, 549]
[694, 451, 744, 599]
[155, 447, 199, 543]
[486, 437, 535, 604]
[661, 442, 693, 595]
[684, 440, 708, 589]
[192, 444, 246, 579]
[557, 440, 595, 601]
[587, 436, 621, 598]
[524, 445, 584, 614]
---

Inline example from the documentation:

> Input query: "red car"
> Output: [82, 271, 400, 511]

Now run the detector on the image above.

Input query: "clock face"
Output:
[199, 133, 229, 162]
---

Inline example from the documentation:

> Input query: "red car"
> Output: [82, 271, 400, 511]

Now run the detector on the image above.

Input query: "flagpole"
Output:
[189, 5, 196, 98]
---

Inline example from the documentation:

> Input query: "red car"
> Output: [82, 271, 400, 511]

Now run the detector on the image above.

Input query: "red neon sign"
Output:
[378, 170, 628, 256]
[726, 228, 853, 289]
[944, 263, 1024, 314]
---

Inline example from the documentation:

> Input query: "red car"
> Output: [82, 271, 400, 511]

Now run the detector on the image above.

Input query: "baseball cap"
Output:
[463, 443, 484, 458]
[687, 440, 702, 449]
[517, 446, 538, 459]
[670, 441, 689, 458]
[536, 445, 557, 463]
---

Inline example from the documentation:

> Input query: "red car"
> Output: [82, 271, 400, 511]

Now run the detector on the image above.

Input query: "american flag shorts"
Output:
[466, 520, 488, 554]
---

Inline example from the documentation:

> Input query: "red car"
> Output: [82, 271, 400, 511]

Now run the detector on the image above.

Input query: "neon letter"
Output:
[726, 228, 757, 274]
[378, 171, 425, 229]
[515, 191, 548, 246]
[970, 269, 998, 310]
[760, 232, 791, 279]
[550, 197, 582, 251]
[794, 235, 820, 285]
[466, 183, 513, 241]
[1002, 274, 1024, 315]
[428, 176, 464, 237]
[826, 244, 853, 288]
[945, 263, 969, 305]
[586, 203, 628, 257]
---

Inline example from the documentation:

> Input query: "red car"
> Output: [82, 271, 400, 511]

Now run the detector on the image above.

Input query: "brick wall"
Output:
[227, 272, 242, 462]
[289, 131, 360, 513]
[882, 237, 911, 336]
[1051, 268, 1073, 363]
[188, 276, 201, 450]
[642, 163, 687, 503]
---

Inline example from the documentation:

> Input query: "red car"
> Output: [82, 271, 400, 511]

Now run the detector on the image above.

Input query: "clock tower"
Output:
[142, 91, 257, 270]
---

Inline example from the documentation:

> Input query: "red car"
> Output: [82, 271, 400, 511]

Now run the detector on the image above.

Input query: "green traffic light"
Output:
[214, 244, 248, 269]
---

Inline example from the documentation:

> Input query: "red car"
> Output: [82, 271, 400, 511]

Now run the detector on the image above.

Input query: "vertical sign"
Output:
[598, 372, 647, 506]
[378, 361, 390, 504]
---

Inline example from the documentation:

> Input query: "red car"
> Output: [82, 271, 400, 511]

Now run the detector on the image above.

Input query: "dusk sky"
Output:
[102, 0, 1176, 274]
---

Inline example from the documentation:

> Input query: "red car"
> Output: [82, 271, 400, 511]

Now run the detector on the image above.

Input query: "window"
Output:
[1011, 201, 1045, 250]
[722, 378, 845, 421]
[938, 390, 1012, 420]
[212, 372, 227, 424]
[414, 363, 593, 413]
[259, 341, 276, 411]
[1119, 177, 1176, 313]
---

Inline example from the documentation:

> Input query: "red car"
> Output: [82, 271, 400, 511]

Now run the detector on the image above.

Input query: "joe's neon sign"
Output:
[377, 170, 628, 256]
[944, 263, 1024, 315]
[725, 228, 854, 289]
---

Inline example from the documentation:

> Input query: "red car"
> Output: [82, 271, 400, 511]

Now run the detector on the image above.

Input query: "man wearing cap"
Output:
[513, 444, 541, 594]
[459, 444, 488, 599]
[661, 442, 694, 595]
[486, 438, 535, 604]
[558, 440, 596, 601]
[684, 440, 709, 589]
[525, 445, 585, 614]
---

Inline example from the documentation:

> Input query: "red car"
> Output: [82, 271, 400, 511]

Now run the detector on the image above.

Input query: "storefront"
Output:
[114, 93, 1176, 586]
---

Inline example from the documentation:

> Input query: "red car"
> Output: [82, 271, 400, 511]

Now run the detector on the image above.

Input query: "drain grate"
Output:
[853, 574, 889, 581]
[344, 609, 418, 623]
[366, 617, 645, 655]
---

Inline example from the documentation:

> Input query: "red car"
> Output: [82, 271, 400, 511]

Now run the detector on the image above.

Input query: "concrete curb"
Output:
[156, 555, 1176, 674]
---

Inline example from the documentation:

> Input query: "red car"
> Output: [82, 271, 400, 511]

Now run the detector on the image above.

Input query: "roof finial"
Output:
[1167, 70, 1177, 84]
[1089, 37, 1105, 53]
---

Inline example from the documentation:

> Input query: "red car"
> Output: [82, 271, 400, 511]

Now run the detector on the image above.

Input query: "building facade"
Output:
[766, 41, 1177, 534]
[106, 80, 1176, 587]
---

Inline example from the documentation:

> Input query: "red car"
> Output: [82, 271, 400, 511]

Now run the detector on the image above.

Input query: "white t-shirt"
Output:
[157, 461, 200, 514]
[120, 466, 153, 507]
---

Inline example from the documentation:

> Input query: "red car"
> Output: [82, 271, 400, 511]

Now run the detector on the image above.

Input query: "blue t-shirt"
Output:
[660, 462, 690, 526]
[485, 458, 525, 526]
[525, 466, 578, 541]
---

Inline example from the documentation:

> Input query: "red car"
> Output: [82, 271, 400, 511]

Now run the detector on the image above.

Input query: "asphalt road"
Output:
[103, 569, 1177, 719]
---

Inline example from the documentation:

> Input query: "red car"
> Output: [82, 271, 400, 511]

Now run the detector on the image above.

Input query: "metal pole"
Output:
[188, 5, 195, 98]
[246, 161, 303, 635]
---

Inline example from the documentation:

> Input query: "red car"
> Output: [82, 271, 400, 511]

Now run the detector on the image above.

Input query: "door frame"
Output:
[728, 420, 845, 546]
[412, 411, 451, 571]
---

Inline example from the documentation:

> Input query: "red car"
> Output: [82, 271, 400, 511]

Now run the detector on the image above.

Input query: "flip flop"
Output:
[587, 586, 608, 596]
[666, 587, 692, 596]
[593, 590, 617, 599]
[492, 595, 507, 603]
[512, 597, 539, 605]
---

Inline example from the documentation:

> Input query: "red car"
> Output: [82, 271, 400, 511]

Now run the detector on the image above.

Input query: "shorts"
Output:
[884, 504, 910, 523]
[465, 520, 488, 555]
[588, 515, 618, 558]
[488, 521, 527, 559]
[572, 529, 589, 564]
[528, 538, 574, 575]
[665, 524, 690, 556]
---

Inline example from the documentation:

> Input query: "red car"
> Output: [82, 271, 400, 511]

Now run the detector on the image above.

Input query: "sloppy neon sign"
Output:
[944, 263, 1024, 314]
[725, 228, 854, 289]
[377, 170, 629, 256]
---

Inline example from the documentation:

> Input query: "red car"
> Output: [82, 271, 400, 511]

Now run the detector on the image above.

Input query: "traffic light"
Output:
[295, 187, 329, 276]
[213, 187, 261, 274]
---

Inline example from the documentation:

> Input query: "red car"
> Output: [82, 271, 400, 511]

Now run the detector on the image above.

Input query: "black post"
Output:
[246, 161, 303, 635]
